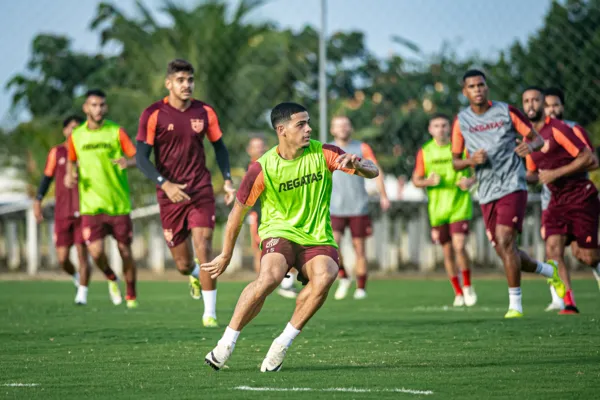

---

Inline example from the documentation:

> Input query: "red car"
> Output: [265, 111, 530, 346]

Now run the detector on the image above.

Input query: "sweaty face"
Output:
[166, 71, 194, 101]
[247, 138, 266, 160]
[428, 118, 450, 142]
[84, 96, 107, 123]
[330, 117, 352, 140]
[279, 111, 312, 149]
[522, 89, 544, 122]
[544, 95, 564, 120]
[63, 120, 80, 138]
[463, 76, 489, 106]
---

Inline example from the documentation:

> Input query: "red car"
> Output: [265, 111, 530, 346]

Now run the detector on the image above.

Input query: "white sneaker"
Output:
[277, 287, 298, 299]
[463, 286, 477, 307]
[72, 272, 80, 289]
[545, 301, 565, 312]
[353, 288, 367, 300]
[334, 278, 351, 300]
[260, 341, 288, 372]
[74, 287, 87, 305]
[205, 342, 233, 371]
[108, 280, 123, 305]
[453, 295, 465, 307]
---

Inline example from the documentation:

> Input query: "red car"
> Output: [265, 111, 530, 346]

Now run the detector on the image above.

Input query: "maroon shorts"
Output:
[81, 214, 133, 245]
[542, 195, 600, 249]
[261, 237, 340, 285]
[330, 215, 373, 238]
[431, 220, 470, 245]
[159, 197, 216, 247]
[54, 217, 84, 247]
[480, 190, 527, 247]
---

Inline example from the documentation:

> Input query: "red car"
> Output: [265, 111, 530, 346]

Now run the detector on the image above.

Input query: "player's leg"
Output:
[74, 218, 91, 304]
[111, 215, 137, 308]
[54, 219, 78, 286]
[350, 215, 372, 299]
[433, 224, 462, 305]
[570, 198, 600, 291]
[332, 217, 351, 300]
[451, 225, 477, 306]
[545, 235, 573, 313]
[192, 226, 220, 326]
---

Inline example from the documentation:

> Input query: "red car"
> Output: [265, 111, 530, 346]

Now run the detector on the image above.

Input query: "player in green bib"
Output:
[412, 113, 478, 307]
[202, 102, 379, 372]
[65, 89, 139, 308]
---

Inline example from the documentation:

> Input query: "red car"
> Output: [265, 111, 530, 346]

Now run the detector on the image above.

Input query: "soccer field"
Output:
[1, 278, 599, 399]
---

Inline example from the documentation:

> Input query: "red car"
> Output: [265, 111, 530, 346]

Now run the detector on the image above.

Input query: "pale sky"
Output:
[1, 0, 552, 125]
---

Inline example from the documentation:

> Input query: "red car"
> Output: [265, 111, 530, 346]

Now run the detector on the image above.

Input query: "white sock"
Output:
[508, 287, 522, 313]
[280, 272, 295, 290]
[77, 286, 88, 299]
[535, 261, 554, 278]
[202, 289, 217, 319]
[549, 285, 563, 304]
[218, 326, 240, 348]
[274, 322, 301, 348]
[191, 264, 200, 279]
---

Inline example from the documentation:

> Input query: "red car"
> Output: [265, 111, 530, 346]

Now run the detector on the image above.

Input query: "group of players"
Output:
[34, 60, 600, 371]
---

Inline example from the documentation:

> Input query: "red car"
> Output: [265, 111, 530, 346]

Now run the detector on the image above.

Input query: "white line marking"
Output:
[3, 383, 40, 387]
[234, 386, 433, 395]
[413, 306, 505, 312]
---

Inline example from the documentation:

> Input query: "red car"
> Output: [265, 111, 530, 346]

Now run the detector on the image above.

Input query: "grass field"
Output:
[1, 278, 599, 399]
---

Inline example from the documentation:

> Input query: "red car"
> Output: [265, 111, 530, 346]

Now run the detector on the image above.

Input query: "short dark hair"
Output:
[523, 86, 545, 95]
[63, 115, 83, 128]
[270, 102, 307, 129]
[544, 87, 565, 105]
[85, 89, 106, 99]
[462, 69, 486, 83]
[167, 59, 194, 76]
[429, 113, 450, 123]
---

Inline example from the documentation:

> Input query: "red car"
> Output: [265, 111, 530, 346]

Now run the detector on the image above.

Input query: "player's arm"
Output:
[204, 105, 235, 205]
[524, 155, 539, 184]
[33, 147, 58, 223]
[113, 128, 137, 168]
[361, 143, 390, 209]
[450, 118, 487, 170]
[65, 136, 78, 189]
[201, 163, 264, 278]
[322, 144, 379, 179]
[509, 105, 544, 156]
[411, 149, 437, 188]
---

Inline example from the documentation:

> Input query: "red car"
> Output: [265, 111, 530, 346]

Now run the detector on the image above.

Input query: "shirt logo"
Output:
[191, 119, 204, 133]
[468, 120, 505, 133]
[278, 171, 324, 192]
[265, 238, 280, 248]
[58, 157, 66, 165]
[168, 124, 174, 131]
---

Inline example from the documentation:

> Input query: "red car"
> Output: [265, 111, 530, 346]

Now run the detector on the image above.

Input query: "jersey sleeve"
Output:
[43, 147, 58, 177]
[322, 144, 357, 174]
[508, 105, 533, 137]
[67, 136, 77, 161]
[137, 108, 159, 145]
[525, 155, 537, 172]
[572, 125, 594, 149]
[551, 124, 586, 158]
[451, 118, 465, 154]
[360, 143, 378, 164]
[203, 105, 223, 143]
[236, 161, 265, 207]
[413, 149, 425, 178]
[119, 128, 137, 157]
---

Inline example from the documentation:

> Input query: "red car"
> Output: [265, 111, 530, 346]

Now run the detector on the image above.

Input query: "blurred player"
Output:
[412, 113, 477, 307]
[452, 70, 565, 318]
[522, 87, 599, 314]
[65, 89, 137, 308]
[34, 115, 92, 303]
[203, 102, 379, 372]
[329, 116, 390, 300]
[136, 59, 235, 327]
[246, 136, 298, 298]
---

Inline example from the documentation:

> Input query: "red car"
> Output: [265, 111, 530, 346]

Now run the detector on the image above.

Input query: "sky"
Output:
[0, 0, 552, 125]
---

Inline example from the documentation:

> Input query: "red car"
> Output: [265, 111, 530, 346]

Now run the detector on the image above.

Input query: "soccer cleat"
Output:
[593, 268, 600, 291]
[108, 280, 123, 305]
[203, 316, 219, 328]
[504, 309, 524, 318]
[260, 341, 288, 372]
[353, 288, 367, 300]
[463, 286, 477, 307]
[545, 260, 566, 299]
[126, 298, 139, 309]
[545, 301, 565, 312]
[334, 278, 351, 300]
[205, 343, 232, 371]
[453, 295, 465, 307]
[559, 305, 580, 315]
[277, 287, 298, 299]
[74, 289, 87, 305]
[189, 275, 201, 300]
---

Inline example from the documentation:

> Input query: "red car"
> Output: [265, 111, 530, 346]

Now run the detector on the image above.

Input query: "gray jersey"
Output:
[329, 140, 370, 216]
[454, 101, 530, 204]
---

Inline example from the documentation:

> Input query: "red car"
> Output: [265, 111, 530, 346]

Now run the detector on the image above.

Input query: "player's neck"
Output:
[86, 119, 104, 130]
[531, 119, 546, 132]
[469, 101, 491, 115]
[277, 143, 304, 160]
[168, 95, 192, 111]
[433, 137, 449, 146]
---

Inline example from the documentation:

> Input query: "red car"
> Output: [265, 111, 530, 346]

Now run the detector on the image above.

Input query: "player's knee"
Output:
[312, 262, 338, 291]
[174, 258, 194, 275]
[117, 243, 132, 259]
[451, 238, 465, 253]
[495, 233, 514, 253]
[545, 243, 561, 259]
[578, 251, 600, 267]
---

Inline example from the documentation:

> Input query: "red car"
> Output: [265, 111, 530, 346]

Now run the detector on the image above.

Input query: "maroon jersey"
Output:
[527, 117, 596, 205]
[43, 144, 80, 220]
[137, 97, 224, 204]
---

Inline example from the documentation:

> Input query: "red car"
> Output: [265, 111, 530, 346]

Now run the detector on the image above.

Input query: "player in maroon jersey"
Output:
[136, 59, 235, 327]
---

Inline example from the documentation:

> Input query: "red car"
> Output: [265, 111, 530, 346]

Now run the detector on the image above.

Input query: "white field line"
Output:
[3, 383, 40, 387]
[412, 306, 505, 312]
[234, 386, 434, 395]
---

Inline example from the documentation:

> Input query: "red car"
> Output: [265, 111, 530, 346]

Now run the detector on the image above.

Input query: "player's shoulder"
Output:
[142, 99, 166, 116]
[191, 99, 216, 112]
[421, 139, 435, 149]
[548, 117, 571, 130]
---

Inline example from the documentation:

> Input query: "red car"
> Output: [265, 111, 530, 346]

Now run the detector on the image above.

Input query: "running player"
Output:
[136, 59, 236, 327]
[412, 113, 477, 307]
[203, 102, 379, 372]
[34, 115, 91, 303]
[522, 87, 600, 314]
[452, 70, 565, 318]
[65, 89, 137, 308]
[329, 116, 390, 300]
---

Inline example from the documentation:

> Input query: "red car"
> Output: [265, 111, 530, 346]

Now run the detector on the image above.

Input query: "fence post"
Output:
[26, 208, 39, 275]
[48, 221, 57, 267]
[226, 223, 244, 273]
[148, 221, 165, 274]
[6, 220, 20, 270]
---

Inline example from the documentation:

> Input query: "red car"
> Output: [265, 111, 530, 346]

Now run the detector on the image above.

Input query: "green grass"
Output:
[1, 278, 599, 399]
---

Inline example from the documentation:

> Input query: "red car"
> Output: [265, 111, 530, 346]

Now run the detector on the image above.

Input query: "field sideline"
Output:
[1, 278, 599, 399]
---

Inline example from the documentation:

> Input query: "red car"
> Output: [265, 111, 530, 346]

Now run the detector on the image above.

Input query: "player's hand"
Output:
[64, 173, 76, 189]
[514, 141, 533, 158]
[335, 153, 361, 170]
[471, 149, 487, 165]
[457, 176, 475, 191]
[538, 169, 558, 185]
[427, 173, 441, 187]
[223, 180, 236, 206]
[33, 200, 43, 223]
[111, 157, 128, 169]
[379, 196, 391, 212]
[201, 253, 232, 279]
[162, 181, 190, 203]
